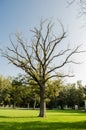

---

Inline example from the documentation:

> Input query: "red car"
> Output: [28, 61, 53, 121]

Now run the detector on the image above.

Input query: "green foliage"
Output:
[46, 78, 64, 108]
[0, 76, 11, 106]
[0, 74, 85, 110]
[57, 81, 85, 109]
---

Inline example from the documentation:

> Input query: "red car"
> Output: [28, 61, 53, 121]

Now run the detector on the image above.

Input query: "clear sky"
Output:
[0, 0, 86, 85]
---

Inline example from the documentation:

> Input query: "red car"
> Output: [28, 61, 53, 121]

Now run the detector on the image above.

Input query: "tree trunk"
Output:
[13, 102, 16, 109]
[39, 85, 46, 117]
[33, 98, 36, 110]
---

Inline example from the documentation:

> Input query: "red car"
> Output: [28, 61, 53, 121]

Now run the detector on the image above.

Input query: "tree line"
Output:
[0, 75, 86, 110]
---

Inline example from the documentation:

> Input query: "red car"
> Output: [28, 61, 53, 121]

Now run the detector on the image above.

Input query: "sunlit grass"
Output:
[0, 109, 86, 130]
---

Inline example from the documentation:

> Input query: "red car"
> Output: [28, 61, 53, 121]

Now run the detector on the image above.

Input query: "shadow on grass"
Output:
[0, 121, 86, 130]
[48, 109, 86, 113]
[0, 116, 38, 118]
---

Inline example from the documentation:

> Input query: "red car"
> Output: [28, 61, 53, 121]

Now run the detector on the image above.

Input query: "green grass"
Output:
[0, 109, 86, 130]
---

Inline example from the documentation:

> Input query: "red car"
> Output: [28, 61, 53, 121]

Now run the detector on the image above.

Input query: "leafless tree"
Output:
[0, 20, 84, 117]
[67, 0, 86, 15]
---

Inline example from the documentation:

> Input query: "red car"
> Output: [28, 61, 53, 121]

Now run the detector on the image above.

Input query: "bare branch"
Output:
[45, 73, 75, 82]
[46, 49, 71, 66]
[1, 20, 85, 88]
[46, 45, 85, 75]
[67, 0, 76, 6]
[46, 30, 66, 61]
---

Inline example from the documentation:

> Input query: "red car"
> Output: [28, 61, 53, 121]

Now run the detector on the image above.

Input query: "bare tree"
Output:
[67, 0, 86, 15]
[1, 20, 84, 117]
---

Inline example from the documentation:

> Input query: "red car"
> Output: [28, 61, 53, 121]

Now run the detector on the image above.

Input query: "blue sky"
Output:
[0, 0, 86, 85]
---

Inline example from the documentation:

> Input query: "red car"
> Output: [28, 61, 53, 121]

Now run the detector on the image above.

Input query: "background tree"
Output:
[57, 85, 68, 109]
[0, 76, 11, 107]
[1, 20, 84, 117]
[66, 83, 78, 108]
[46, 78, 64, 109]
[67, 0, 86, 16]
[15, 74, 40, 109]
[76, 80, 85, 108]
[28, 80, 40, 109]
[10, 77, 24, 108]
[57, 81, 85, 109]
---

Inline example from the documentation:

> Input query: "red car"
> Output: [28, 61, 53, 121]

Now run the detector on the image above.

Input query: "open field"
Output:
[0, 109, 86, 130]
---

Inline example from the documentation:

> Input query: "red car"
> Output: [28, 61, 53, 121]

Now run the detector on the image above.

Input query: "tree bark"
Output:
[39, 85, 46, 117]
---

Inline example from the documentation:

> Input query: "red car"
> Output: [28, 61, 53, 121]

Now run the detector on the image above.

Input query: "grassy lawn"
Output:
[0, 109, 86, 130]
